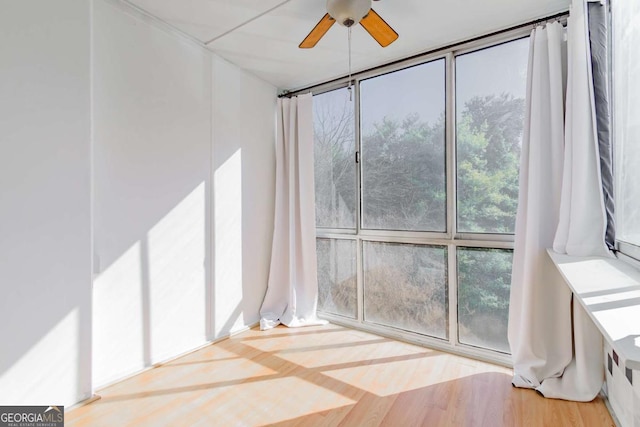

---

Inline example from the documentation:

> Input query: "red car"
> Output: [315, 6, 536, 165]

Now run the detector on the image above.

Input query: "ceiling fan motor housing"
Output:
[327, 0, 371, 27]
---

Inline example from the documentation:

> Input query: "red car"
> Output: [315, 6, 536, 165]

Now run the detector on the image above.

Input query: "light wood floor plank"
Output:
[67, 324, 614, 427]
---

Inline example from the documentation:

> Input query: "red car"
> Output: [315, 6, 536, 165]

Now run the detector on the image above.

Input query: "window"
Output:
[313, 35, 529, 360]
[457, 247, 513, 353]
[314, 87, 357, 230]
[612, 0, 640, 259]
[456, 39, 529, 234]
[316, 238, 357, 318]
[364, 241, 448, 338]
[360, 61, 446, 232]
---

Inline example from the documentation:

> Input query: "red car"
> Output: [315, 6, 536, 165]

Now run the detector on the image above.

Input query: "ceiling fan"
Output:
[299, 0, 399, 49]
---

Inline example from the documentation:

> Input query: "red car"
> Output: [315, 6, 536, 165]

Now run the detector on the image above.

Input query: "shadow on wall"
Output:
[93, 180, 210, 386]
[1, 0, 277, 405]
[214, 144, 276, 338]
[93, 129, 275, 388]
[210, 55, 278, 339]
[214, 150, 244, 337]
[91, 0, 219, 388]
[92, 147, 252, 387]
[0, 299, 91, 406]
[90, 0, 275, 390]
[0, 0, 93, 404]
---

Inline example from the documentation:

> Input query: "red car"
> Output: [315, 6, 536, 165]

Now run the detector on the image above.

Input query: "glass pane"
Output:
[360, 60, 446, 232]
[456, 38, 529, 234]
[313, 88, 356, 229]
[316, 238, 357, 318]
[613, 1, 640, 247]
[457, 247, 513, 353]
[363, 241, 447, 338]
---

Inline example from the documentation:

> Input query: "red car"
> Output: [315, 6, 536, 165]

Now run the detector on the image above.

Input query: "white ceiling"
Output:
[126, 0, 569, 91]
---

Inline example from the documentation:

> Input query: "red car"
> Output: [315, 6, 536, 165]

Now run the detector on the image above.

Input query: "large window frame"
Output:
[311, 27, 535, 366]
[610, 0, 640, 264]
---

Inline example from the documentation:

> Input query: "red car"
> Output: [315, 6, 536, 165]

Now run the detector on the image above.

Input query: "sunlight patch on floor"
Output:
[100, 357, 277, 400]
[240, 326, 374, 353]
[274, 337, 435, 370]
[179, 376, 357, 426]
[322, 355, 467, 397]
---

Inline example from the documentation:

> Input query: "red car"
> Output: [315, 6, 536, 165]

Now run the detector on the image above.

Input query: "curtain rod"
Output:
[279, 10, 569, 98]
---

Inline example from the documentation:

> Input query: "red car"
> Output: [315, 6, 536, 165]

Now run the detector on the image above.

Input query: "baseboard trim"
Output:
[66, 394, 101, 412]
[601, 389, 622, 427]
[93, 321, 261, 394]
[227, 321, 261, 337]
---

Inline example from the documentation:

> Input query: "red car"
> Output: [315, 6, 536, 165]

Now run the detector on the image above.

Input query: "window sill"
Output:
[547, 249, 640, 370]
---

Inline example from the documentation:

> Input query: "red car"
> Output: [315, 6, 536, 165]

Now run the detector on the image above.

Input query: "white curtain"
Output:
[553, 0, 611, 258]
[509, 0, 610, 400]
[541, 0, 611, 400]
[259, 93, 327, 330]
[509, 21, 573, 396]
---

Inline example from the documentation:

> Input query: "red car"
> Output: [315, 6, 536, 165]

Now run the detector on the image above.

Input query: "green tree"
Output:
[457, 247, 513, 352]
[314, 92, 523, 350]
[361, 113, 446, 231]
[457, 94, 524, 233]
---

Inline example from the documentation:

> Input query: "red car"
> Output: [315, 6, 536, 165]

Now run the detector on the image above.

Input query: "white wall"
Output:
[212, 56, 277, 337]
[0, 0, 92, 407]
[92, 0, 276, 388]
[92, 0, 212, 387]
[0, 0, 276, 403]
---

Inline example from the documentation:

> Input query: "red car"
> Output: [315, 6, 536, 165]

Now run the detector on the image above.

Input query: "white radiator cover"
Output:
[604, 341, 640, 427]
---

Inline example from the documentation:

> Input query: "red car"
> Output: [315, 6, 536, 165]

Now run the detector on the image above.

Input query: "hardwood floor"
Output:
[67, 324, 614, 426]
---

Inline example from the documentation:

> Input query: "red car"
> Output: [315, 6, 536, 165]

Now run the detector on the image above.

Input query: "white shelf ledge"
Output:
[547, 249, 640, 370]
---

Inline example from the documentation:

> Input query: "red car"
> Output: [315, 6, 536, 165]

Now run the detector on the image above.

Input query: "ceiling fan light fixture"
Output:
[299, 0, 397, 49]
[327, 0, 371, 27]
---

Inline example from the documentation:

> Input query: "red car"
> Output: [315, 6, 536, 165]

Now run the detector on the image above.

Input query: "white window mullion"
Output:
[446, 52, 456, 240]
[354, 78, 364, 323]
[445, 52, 458, 348]
[448, 244, 459, 347]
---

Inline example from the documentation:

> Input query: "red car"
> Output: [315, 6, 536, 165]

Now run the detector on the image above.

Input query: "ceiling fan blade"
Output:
[360, 8, 398, 47]
[299, 13, 336, 49]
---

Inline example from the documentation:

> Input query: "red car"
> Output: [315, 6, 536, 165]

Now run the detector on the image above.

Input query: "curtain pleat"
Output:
[553, 0, 611, 258]
[259, 94, 327, 330]
[587, 1, 616, 251]
[510, 0, 612, 399]
[509, 22, 573, 395]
